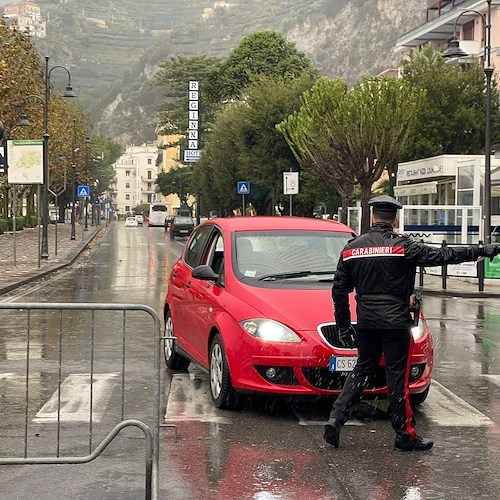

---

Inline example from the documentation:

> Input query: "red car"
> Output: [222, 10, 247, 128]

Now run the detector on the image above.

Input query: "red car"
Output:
[163, 216, 433, 409]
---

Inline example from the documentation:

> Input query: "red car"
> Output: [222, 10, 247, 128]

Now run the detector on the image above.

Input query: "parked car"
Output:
[135, 214, 144, 225]
[169, 216, 194, 240]
[163, 216, 434, 409]
[125, 216, 138, 227]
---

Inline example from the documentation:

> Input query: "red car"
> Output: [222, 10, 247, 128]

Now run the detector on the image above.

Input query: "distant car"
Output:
[135, 214, 144, 225]
[163, 216, 434, 409]
[170, 216, 194, 240]
[125, 216, 138, 227]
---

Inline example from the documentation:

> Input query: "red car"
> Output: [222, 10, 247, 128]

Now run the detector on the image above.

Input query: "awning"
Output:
[394, 181, 438, 197]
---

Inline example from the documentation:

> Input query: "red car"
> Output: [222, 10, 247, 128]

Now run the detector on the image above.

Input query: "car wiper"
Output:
[258, 271, 335, 281]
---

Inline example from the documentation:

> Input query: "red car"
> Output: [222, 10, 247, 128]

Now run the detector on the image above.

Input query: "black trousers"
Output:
[329, 327, 416, 441]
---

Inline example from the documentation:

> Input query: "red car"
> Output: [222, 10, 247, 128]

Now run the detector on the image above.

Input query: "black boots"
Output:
[324, 419, 342, 448]
[394, 434, 434, 451]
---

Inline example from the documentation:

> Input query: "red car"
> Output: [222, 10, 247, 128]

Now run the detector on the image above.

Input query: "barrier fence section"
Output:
[0, 302, 165, 500]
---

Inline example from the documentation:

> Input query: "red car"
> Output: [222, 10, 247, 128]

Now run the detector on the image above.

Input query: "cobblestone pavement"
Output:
[0, 222, 499, 297]
[0, 222, 104, 295]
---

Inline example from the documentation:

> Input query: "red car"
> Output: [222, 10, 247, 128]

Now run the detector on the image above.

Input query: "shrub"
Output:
[0, 219, 8, 234]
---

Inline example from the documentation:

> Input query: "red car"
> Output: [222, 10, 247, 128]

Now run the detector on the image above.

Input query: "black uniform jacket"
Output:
[332, 223, 481, 330]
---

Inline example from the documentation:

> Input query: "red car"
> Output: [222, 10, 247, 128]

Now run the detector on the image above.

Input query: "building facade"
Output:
[112, 144, 159, 217]
[111, 135, 190, 217]
[396, 1, 500, 73]
[2, 1, 46, 38]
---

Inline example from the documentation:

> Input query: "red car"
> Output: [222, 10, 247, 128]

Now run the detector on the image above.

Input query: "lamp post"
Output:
[17, 56, 77, 258]
[443, 0, 492, 243]
[71, 162, 77, 240]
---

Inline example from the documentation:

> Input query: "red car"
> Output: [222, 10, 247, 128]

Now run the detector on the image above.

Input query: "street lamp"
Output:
[71, 162, 77, 240]
[443, 0, 492, 243]
[84, 135, 91, 230]
[17, 56, 77, 258]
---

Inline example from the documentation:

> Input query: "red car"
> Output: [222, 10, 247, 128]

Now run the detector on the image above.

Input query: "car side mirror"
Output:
[192, 265, 219, 281]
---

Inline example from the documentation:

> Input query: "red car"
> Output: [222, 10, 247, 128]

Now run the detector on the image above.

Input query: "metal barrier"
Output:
[0, 302, 166, 500]
[416, 240, 487, 292]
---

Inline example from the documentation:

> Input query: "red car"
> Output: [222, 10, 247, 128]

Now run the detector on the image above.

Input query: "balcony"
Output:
[396, 0, 486, 53]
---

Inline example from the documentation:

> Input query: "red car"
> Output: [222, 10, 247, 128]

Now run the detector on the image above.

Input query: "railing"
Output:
[0, 302, 171, 500]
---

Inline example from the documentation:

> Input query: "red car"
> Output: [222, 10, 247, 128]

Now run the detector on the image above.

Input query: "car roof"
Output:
[202, 216, 354, 233]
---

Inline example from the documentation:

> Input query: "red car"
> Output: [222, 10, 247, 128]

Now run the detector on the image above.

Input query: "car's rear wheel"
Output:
[209, 334, 237, 409]
[164, 312, 190, 370]
[410, 385, 430, 407]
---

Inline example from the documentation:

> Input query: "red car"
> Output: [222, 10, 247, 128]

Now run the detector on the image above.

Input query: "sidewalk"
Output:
[0, 222, 104, 296]
[1, 224, 499, 298]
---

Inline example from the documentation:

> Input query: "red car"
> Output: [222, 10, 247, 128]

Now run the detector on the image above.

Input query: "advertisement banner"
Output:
[485, 255, 500, 278]
[7, 140, 43, 184]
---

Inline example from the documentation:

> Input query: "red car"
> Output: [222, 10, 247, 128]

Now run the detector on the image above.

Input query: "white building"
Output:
[112, 144, 160, 216]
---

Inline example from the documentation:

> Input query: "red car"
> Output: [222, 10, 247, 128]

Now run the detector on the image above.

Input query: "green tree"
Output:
[195, 74, 320, 216]
[400, 44, 500, 160]
[153, 54, 222, 141]
[205, 30, 318, 103]
[278, 77, 425, 232]
[156, 165, 195, 210]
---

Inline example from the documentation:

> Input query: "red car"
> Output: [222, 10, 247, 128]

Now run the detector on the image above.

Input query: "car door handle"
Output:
[185, 282, 191, 289]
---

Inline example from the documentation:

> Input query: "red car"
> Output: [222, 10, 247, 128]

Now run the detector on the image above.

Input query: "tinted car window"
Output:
[174, 216, 193, 225]
[184, 225, 213, 268]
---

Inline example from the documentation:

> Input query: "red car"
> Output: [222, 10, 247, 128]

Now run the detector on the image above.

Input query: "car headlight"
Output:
[240, 319, 301, 343]
[411, 319, 427, 341]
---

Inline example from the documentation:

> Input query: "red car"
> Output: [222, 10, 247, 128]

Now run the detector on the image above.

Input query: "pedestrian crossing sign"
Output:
[237, 181, 250, 195]
[77, 185, 90, 197]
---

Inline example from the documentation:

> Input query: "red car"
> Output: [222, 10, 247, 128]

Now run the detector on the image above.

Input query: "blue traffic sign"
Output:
[77, 185, 90, 197]
[237, 181, 250, 195]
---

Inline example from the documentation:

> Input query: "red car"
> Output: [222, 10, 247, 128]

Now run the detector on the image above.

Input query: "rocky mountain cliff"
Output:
[30, 0, 433, 143]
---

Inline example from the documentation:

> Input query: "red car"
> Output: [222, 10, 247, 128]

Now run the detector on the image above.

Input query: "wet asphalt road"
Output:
[1, 222, 500, 499]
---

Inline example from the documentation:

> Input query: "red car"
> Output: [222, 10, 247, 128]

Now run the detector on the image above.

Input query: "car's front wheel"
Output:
[164, 312, 190, 370]
[209, 334, 237, 409]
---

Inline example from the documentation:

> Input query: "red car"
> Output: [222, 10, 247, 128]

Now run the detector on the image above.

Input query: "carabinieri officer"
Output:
[324, 195, 500, 451]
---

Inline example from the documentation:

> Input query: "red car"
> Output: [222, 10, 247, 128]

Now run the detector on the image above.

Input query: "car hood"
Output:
[234, 283, 356, 331]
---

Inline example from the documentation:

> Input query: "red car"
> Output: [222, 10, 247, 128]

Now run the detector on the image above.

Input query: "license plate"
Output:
[180, 230, 188, 233]
[329, 356, 357, 372]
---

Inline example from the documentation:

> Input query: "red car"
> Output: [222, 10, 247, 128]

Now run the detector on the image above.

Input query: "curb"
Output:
[0, 227, 105, 297]
[415, 287, 500, 299]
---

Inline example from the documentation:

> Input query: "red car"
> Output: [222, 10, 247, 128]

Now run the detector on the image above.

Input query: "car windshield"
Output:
[233, 230, 351, 282]
[126, 217, 136, 222]
[174, 217, 193, 224]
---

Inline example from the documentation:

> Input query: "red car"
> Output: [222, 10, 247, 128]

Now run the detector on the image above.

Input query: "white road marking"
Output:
[165, 373, 231, 424]
[33, 373, 119, 423]
[421, 381, 493, 427]
[0, 373, 16, 382]
[481, 374, 500, 387]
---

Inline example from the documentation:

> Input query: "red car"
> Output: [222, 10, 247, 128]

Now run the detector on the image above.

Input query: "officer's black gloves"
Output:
[338, 325, 356, 349]
[479, 244, 500, 261]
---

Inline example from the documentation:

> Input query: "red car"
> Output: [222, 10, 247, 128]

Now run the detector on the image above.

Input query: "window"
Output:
[147, 158, 152, 165]
[126, 170, 130, 177]
[463, 20, 474, 41]
[184, 226, 213, 268]
[147, 171, 152, 179]
[125, 194, 130, 200]
[147, 182, 152, 189]
[125, 182, 130, 189]
[147, 194, 152, 203]
[125, 205, 130, 212]
[205, 231, 225, 286]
